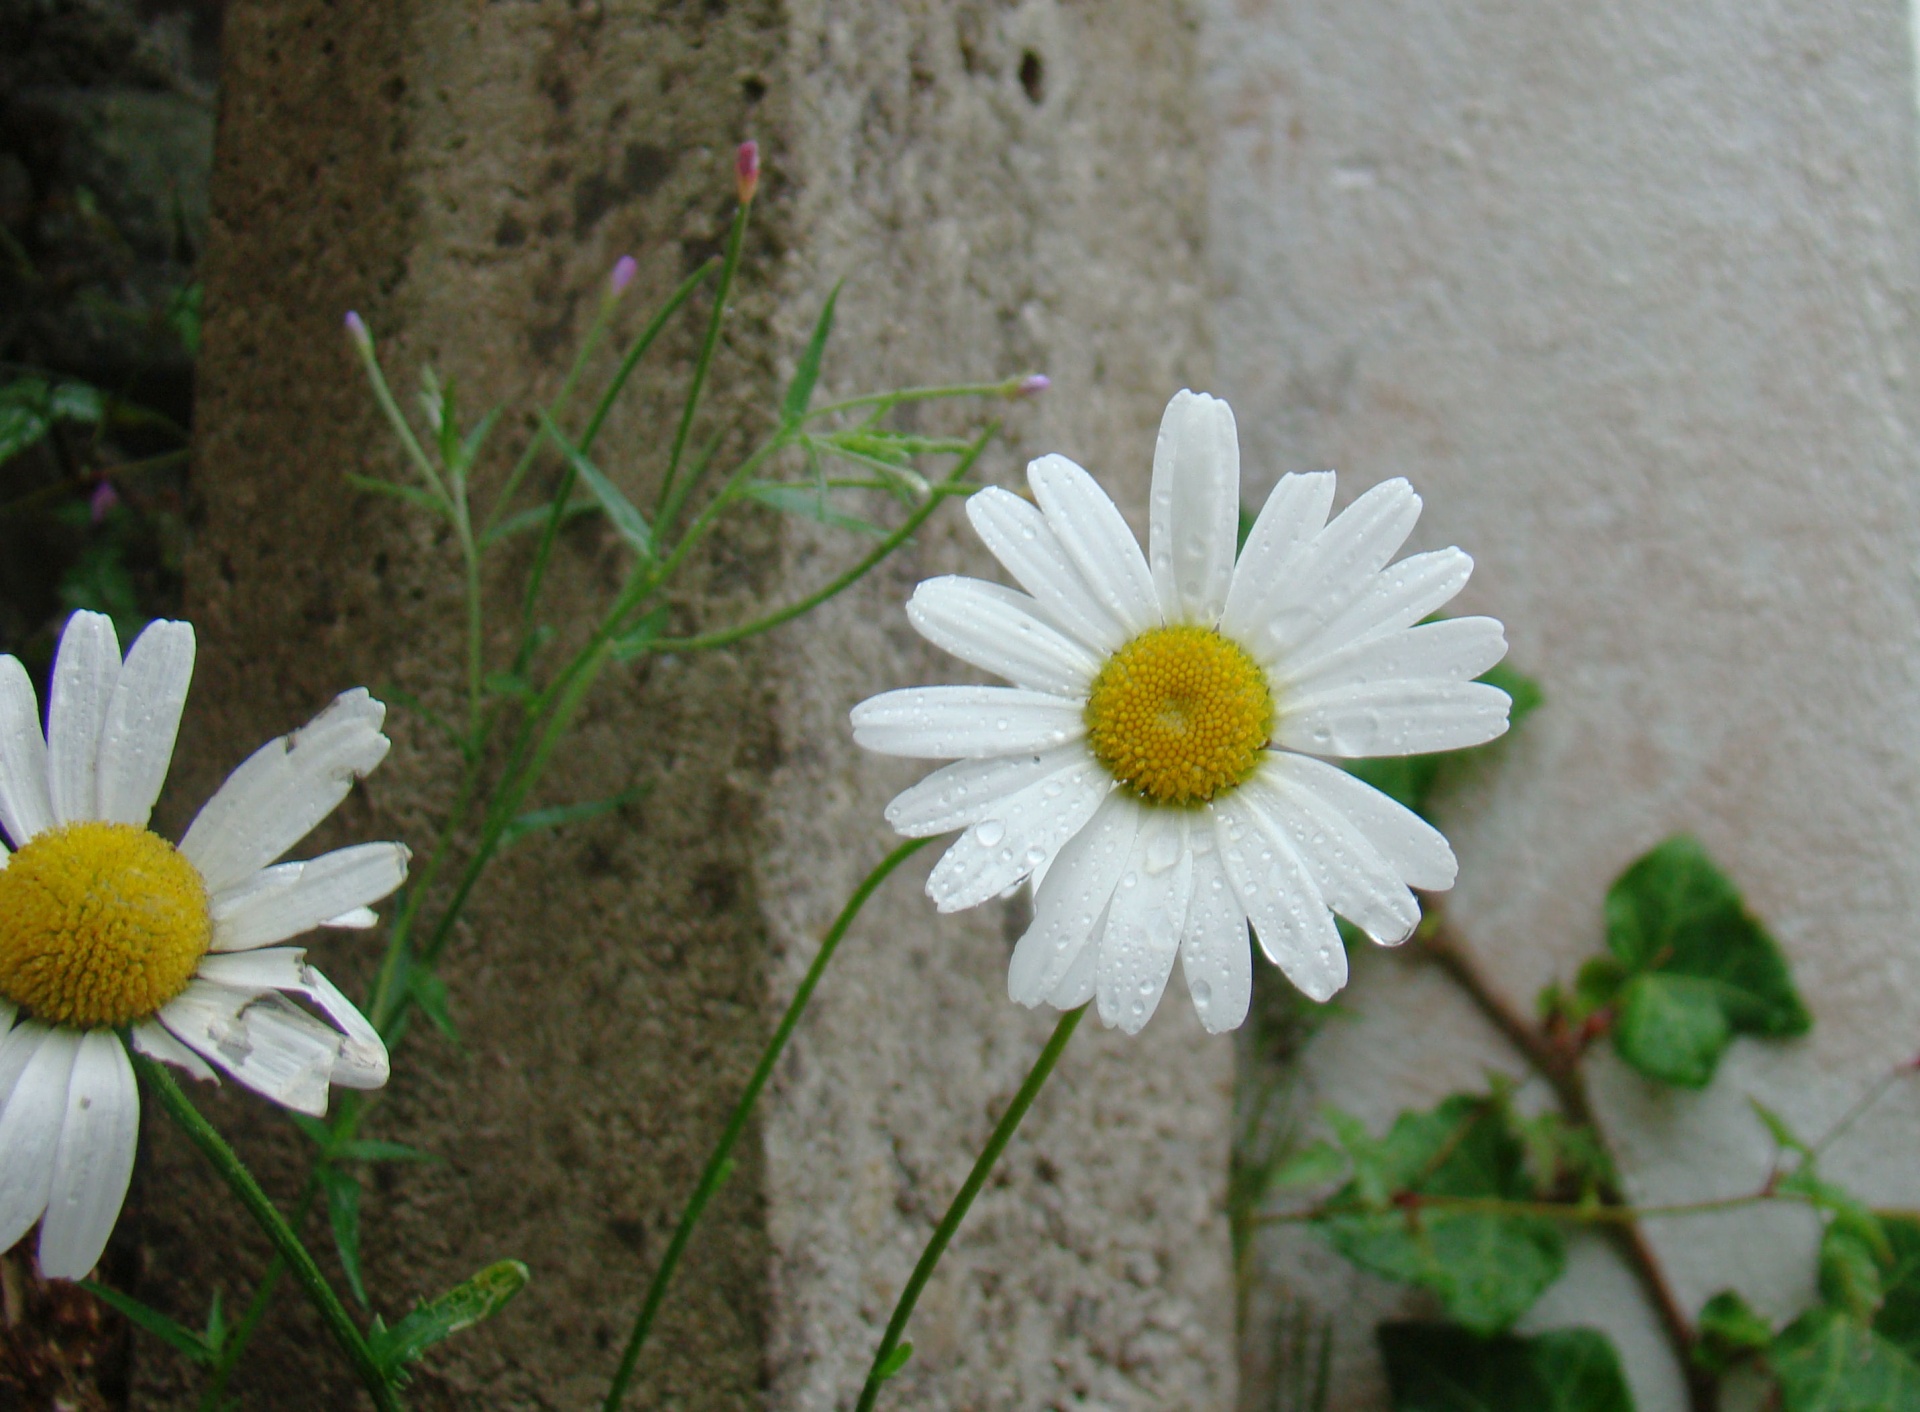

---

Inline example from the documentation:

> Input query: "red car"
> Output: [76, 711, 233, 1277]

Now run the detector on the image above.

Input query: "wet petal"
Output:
[1095, 809, 1193, 1034]
[210, 842, 410, 952]
[883, 746, 1090, 838]
[907, 576, 1102, 695]
[1008, 791, 1140, 1006]
[0, 656, 53, 847]
[46, 613, 120, 827]
[1213, 795, 1346, 1001]
[0, 1026, 78, 1255]
[38, 1032, 138, 1280]
[1148, 390, 1240, 624]
[1265, 752, 1457, 892]
[1276, 679, 1511, 758]
[1179, 835, 1252, 1034]
[924, 757, 1110, 913]
[1027, 454, 1160, 637]
[95, 619, 196, 827]
[966, 486, 1131, 653]
[851, 686, 1084, 759]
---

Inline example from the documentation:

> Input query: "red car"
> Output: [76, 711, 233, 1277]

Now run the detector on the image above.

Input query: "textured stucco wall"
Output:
[1207, 1, 1920, 1408]
[144, 2, 1232, 1409]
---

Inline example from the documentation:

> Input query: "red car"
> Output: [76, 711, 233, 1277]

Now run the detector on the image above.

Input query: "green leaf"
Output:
[1266, 1140, 1348, 1192]
[783, 281, 840, 424]
[478, 497, 597, 549]
[0, 382, 51, 463]
[1769, 1306, 1920, 1411]
[319, 1165, 368, 1306]
[1605, 835, 1809, 1088]
[48, 381, 104, 423]
[289, 1112, 333, 1149]
[1753, 1099, 1813, 1156]
[454, 405, 503, 475]
[1319, 1096, 1566, 1333]
[1696, 1289, 1774, 1374]
[538, 412, 654, 559]
[368, 1260, 530, 1376]
[1874, 1218, 1920, 1360]
[81, 1281, 217, 1366]
[409, 968, 460, 1045]
[334, 1139, 439, 1165]
[1823, 1227, 1886, 1324]
[876, 1340, 914, 1381]
[346, 472, 450, 519]
[743, 480, 886, 537]
[611, 605, 671, 661]
[1378, 1322, 1634, 1412]
[500, 786, 649, 850]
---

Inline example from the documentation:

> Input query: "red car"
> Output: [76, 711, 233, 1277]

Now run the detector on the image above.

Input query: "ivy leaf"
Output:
[1605, 836, 1809, 1088]
[367, 1260, 530, 1378]
[1695, 1289, 1774, 1374]
[1822, 1226, 1887, 1324]
[1874, 1218, 1920, 1360]
[1769, 1307, 1920, 1411]
[1378, 1322, 1634, 1412]
[1265, 1140, 1347, 1193]
[1319, 1095, 1566, 1333]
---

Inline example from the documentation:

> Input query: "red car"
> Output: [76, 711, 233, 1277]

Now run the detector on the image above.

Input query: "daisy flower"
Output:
[851, 391, 1509, 1035]
[0, 612, 405, 1279]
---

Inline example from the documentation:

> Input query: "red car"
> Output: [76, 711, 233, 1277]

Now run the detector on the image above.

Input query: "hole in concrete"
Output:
[1019, 49, 1045, 104]
[741, 73, 768, 103]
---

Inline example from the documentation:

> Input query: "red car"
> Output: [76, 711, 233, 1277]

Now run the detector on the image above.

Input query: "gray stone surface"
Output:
[142, 1, 1233, 1409]
[1207, 1, 1920, 1408]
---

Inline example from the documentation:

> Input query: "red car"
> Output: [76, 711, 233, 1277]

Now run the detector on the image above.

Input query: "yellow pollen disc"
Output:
[0, 821, 211, 1030]
[1085, 625, 1274, 806]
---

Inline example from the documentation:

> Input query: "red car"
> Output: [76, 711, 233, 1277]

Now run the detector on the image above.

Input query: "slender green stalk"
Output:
[1254, 1188, 1791, 1230]
[805, 379, 1032, 422]
[198, 1180, 318, 1411]
[645, 427, 993, 656]
[602, 838, 931, 1411]
[654, 194, 754, 530]
[854, 1005, 1087, 1412]
[348, 332, 446, 506]
[134, 1055, 400, 1412]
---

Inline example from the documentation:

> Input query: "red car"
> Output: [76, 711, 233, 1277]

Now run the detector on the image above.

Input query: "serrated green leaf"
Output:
[368, 1260, 530, 1375]
[81, 1280, 217, 1366]
[1823, 1227, 1886, 1324]
[1319, 1096, 1566, 1333]
[876, 1340, 914, 1381]
[1770, 1306, 1920, 1411]
[783, 282, 840, 424]
[744, 480, 887, 537]
[1378, 1322, 1633, 1412]
[1696, 1289, 1773, 1374]
[538, 412, 653, 559]
[319, 1166, 368, 1306]
[1605, 835, 1809, 1088]
[500, 785, 648, 850]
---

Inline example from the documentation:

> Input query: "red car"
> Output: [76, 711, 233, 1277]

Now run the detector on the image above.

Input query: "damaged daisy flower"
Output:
[852, 390, 1510, 1034]
[0, 611, 405, 1279]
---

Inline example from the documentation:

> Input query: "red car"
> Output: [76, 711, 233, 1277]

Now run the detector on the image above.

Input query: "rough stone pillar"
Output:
[1207, 1, 1920, 1408]
[136, 2, 1233, 1409]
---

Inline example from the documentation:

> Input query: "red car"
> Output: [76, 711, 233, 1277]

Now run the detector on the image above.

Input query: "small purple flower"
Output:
[88, 481, 120, 523]
[735, 141, 760, 204]
[610, 255, 638, 295]
[343, 311, 371, 351]
[1017, 374, 1051, 398]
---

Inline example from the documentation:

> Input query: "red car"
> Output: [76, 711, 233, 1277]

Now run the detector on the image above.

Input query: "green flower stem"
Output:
[655, 191, 754, 530]
[1255, 1188, 1792, 1230]
[602, 837, 932, 1412]
[133, 1055, 400, 1412]
[805, 378, 1036, 422]
[349, 335, 446, 508]
[198, 1178, 318, 1410]
[643, 426, 995, 657]
[854, 1004, 1087, 1412]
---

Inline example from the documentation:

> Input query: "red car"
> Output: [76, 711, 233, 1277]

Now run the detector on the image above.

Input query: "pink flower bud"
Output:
[344, 310, 371, 351]
[1017, 374, 1051, 398]
[735, 140, 760, 204]
[610, 255, 638, 295]
[89, 480, 120, 523]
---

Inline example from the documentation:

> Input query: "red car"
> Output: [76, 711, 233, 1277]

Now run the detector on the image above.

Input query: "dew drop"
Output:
[1145, 830, 1181, 874]
[977, 819, 1007, 847]
[1190, 977, 1212, 1010]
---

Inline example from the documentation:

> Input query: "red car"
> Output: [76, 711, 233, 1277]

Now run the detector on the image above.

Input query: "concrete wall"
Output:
[144, 1, 1234, 1409]
[1207, 1, 1920, 1408]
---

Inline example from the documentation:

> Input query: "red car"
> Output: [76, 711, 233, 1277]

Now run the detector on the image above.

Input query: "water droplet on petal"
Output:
[977, 819, 1007, 847]
[1190, 977, 1212, 1010]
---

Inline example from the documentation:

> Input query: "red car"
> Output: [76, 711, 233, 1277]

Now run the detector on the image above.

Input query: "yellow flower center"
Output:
[0, 821, 211, 1030]
[1084, 625, 1274, 806]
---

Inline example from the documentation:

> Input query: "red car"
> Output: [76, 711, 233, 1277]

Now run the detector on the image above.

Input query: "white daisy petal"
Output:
[45, 612, 121, 828]
[158, 981, 340, 1118]
[1246, 771, 1420, 944]
[1214, 794, 1347, 1002]
[1277, 679, 1511, 758]
[37, 1033, 138, 1280]
[850, 686, 1084, 759]
[0, 656, 54, 847]
[1008, 791, 1141, 1006]
[0, 1025, 78, 1255]
[179, 689, 390, 895]
[1237, 478, 1424, 668]
[209, 842, 410, 953]
[1046, 931, 1099, 1010]
[1027, 454, 1161, 636]
[924, 757, 1110, 913]
[130, 1020, 217, 1084]
[966, 486, 1131, 653]
[0, 1016, 46, 1108]
[1220, 471, 1336, 645]
[1095, 809, 1194, 1034]
[323, 907, 378, 929]
[1149, 390, 1240, 624]
[907, 577, 1102, 696]
[192, 950, 387, 1089]
[0, 999, 13, 1034]
[884, 746, 1090, 838]
[1275, 548, 1474, 678]
[1264, 752, 1457, 891]
[1180, 835, 1252, 1034]
[95, 619, 196, 827]
[1282, 617, 1509, 710]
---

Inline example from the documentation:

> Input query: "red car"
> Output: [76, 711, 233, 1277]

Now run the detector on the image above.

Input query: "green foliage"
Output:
[782, 282, 840, 425]
[874, 1341, 914, 1381]
[1345, 661, 1542, 818]
[366, 1260, 530, 1380]
[0, 376, 107, 464]
[499, 785, 650, 850]
[1319, 1095, 1566, 1334]
[319, 1165, 368, 1306]
[82, 1282, 227, 1368]
[1769, 1307, 1920, 1411]
[541, 413, 655, 560]
[1695, 1290, 1774, 1374]
[1603, 835, 1809, 1087]
[1377, 1323, 1634, 1412]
